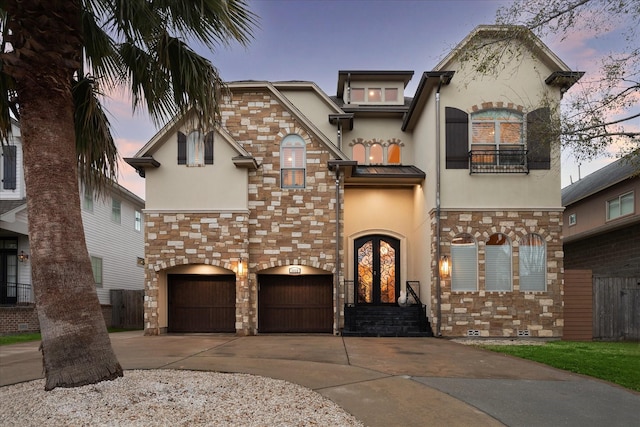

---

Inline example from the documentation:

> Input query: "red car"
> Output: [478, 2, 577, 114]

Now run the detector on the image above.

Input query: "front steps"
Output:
[341, 304, 433, 337]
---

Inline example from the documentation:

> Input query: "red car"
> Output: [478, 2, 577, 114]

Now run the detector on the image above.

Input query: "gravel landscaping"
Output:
[0, 370, 363, 426]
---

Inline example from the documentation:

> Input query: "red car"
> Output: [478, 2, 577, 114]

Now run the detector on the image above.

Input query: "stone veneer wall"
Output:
[431, 209, 564, 337]
[143, 88, 343, 335]
[144, 212, 250, 335]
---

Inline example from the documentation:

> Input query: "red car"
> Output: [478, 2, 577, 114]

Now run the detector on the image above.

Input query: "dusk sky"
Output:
[107, 0, 634, 198]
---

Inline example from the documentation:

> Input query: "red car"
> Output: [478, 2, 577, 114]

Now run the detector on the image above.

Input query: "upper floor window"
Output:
[349, 86, 401, 104]
[607, 191, 634, 220]
[471, 109, 524, 168]
[446, 106, 551, 172]
[451, 233, 478, 291]
[352, 140, 403, 165]
[134, 209, 142, 232]
[83, 186, 94, 212]
[519, 234, 546, 291]
[485, 233, 512, 291]
[177, 131, 213, 166]
[90, 256, 103, 288]
[2, 145, 17, 190]
[281, 134, 306, 189]
[369, 143, 383, 164]
[568, 213, 577, 226]
[111, 199, 121, 224]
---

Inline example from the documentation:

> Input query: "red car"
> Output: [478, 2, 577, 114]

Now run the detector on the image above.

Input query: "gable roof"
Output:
[131, 81, 347, 164]
[562, 156, 639, 206]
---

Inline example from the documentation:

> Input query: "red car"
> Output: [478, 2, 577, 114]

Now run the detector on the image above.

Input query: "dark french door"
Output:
[354, 235, 400, 304]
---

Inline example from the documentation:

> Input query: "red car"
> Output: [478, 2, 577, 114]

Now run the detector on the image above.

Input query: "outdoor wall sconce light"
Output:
[236, 259, 245, 277]
[439, 255, 451, 279]
[18, 250, 29, 263]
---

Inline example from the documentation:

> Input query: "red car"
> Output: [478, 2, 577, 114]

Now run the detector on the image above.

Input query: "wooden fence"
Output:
[563, 270, 593, 341]
[110, 289, 144, 330]
[593, 277, 640, 341]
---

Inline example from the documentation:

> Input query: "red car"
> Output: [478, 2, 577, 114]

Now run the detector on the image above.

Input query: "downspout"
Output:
[334, 167, 341, 335]
[346, 73, 351, 104]
[434, 75, 445, 337]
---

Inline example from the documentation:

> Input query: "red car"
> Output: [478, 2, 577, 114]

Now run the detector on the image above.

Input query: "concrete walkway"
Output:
[1, 332, 638, 426]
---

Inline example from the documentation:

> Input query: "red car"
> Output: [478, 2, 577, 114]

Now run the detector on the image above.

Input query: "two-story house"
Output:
[127, 26, 582, 337]
[1, 119, 146, 334]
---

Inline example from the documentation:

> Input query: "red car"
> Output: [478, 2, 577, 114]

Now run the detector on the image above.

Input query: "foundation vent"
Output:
[517, 329, 530, 337]
[18, 323, 30, 331]
[467, 330, 480, 337]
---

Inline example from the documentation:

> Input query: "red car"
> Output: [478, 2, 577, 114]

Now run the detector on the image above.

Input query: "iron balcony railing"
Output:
[469, 149, 529, 174]
[0, 282, 34, 306]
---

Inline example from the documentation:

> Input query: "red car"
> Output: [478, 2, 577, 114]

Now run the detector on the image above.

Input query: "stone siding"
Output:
[432, 209, 564, 337]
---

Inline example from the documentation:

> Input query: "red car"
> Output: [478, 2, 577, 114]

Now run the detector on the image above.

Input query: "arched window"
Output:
[369, 143, 383, 164]
[281, 134, 306, 189]
[388, 143, 401, 164]
[451, 233, 477, 291]
[519, 234, 546, 291]
[485, 233, 512, 291]
[187, 131, 204, 165]
[353, 143, 366, 163]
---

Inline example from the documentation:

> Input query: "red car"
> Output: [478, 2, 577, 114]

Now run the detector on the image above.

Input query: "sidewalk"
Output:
[1, 332, 638, 426]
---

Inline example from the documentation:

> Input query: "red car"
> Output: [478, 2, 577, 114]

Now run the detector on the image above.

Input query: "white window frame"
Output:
[519, 234, 547, 292]
[451, 234, 478, 292]
[111, 198, 121, 224]
[485, 233, 512, 291]
[90, 256, 103, 288]
[280, 134, 306, 189]
[134, 209, 142, 232]
[568, 213, 577, 226]
[606, 191, 634, 220]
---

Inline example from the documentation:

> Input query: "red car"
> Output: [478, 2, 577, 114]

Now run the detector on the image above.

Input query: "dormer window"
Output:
[368, 88, 382, 102]
[349, 86, 402, 104]
[385, 88, 398, 102]
[351, 88, 365, 103]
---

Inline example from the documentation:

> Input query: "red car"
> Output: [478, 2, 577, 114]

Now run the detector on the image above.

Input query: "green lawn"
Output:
[0, 328, 137, 346]
[481, 341, 640, 392]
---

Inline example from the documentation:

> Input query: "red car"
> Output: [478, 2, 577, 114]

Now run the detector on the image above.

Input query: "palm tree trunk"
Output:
[4, 0, 123, 390]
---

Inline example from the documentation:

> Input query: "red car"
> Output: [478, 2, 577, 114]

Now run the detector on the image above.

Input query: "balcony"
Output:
[469, 149, 529, 174]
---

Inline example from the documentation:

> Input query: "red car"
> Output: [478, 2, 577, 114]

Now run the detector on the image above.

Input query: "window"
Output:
[280, 134, 306, 189]
[369, 144, 383, 164]
[353, 143, 366, 163]
[111, 199, 121, 224]
[351, 88, 365, 103]
[187, 131, 204, 166]
[2, 145, 17, 190]
[178, 131, 213, 165]
[388, 143, 401, 164]
[471, 109, 524, 166]
[607, 192, 634, 220]
[451, 233, 478, 291]
[368, 88, 382, 102]
[134, 209, 142, 232]
[83, 186, 93, 212]
[485, 233, 512, 291]
[385, 88, 398, 102]
[519, 234, 546, 291]
[90, 256, 103, 288]
[568, 213, 577, 226]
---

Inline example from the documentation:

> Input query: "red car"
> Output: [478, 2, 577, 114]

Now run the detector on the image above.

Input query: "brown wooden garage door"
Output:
[258, 274, 333, 333]
[168, 274, 235, 333]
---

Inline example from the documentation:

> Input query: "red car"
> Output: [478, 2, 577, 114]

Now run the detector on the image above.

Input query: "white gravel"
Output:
[0, 370, 363, 427]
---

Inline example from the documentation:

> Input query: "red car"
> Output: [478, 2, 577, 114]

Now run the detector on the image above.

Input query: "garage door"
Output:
[168, 274, 235, 333]
[258, 274, 333, 333]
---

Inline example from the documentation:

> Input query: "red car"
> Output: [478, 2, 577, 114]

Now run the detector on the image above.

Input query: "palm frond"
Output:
[73, 75, 118, 197]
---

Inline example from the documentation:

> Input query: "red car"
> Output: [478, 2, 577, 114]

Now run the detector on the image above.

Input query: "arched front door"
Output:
[354, 235, 400, 304]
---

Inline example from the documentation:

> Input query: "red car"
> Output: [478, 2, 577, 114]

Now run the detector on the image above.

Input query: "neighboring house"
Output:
[126, 25, 582, 337]
[0, 119, 145, 333]
[562, 156, 640, 275]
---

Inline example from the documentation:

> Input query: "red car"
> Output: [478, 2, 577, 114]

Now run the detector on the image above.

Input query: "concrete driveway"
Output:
[1, 332, 638, 426]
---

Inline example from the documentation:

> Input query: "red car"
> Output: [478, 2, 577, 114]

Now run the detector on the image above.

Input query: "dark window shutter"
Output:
[177, 131, 186, 164]
[204, 131, 214, 164]
[3, 145, 17, 189]
[527, 107, 551, 170]
[445, 107, 469, 169]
